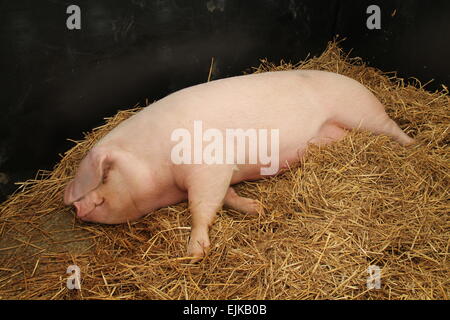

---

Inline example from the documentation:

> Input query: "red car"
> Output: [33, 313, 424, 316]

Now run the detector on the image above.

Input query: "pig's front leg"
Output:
[185, 165, 234, 263]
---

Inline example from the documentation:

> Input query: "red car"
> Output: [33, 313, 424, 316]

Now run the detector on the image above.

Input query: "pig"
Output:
[64, 70, 415, 262]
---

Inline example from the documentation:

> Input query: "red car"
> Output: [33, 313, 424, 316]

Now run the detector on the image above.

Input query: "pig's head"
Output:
[64, 146, 145, 224]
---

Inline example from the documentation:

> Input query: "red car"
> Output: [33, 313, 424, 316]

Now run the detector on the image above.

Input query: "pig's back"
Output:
[101, 70, 371, 161]
[150, 69, 368, 128]
[143, 70, 360, 146]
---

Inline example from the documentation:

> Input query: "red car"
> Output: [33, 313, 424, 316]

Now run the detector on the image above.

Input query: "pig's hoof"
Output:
[224, 188, 264, 216]
[240, 199, 264, 215]
[187, 235, 210, 264]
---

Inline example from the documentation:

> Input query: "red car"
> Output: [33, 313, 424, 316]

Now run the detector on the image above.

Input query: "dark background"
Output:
[1, 0, 449, 202]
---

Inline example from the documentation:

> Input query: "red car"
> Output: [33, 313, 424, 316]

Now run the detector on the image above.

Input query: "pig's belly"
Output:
[229, 120, 347, 184]
[230, 143, 308, 184]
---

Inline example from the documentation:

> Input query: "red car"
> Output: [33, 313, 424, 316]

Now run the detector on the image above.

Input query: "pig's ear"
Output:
[64, 147, 114, 204]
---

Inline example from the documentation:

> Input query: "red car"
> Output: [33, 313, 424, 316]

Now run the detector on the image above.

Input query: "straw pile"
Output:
[0, 40, 448, 300]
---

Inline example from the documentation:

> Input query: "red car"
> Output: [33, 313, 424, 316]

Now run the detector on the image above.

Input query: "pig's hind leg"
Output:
[224, 187, 263, 215]
[309, 121, 349, 146]
[184, 165, 234, 263]
[332, 91, 415, 146]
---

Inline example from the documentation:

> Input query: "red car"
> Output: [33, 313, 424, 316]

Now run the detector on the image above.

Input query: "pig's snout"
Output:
[73, 201, 91, 219]
[73, 201, 82, 217]
[64, 182, 91, 219]
[73, 195, 105, 220]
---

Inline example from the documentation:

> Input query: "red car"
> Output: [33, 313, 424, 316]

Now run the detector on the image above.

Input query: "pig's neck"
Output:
[134, 161, 188, 215]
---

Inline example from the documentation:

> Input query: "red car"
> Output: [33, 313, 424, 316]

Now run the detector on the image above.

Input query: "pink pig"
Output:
[64, 70, 414, 262]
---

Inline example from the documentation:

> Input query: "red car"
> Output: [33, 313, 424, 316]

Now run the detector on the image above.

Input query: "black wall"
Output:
[0, 0, 449, 201]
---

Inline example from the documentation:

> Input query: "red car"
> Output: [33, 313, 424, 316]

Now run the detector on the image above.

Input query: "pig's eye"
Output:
[102, 175, 107, 184]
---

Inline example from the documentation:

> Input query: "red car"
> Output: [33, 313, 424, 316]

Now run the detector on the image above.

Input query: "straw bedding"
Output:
[0, 41, 448, 300]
